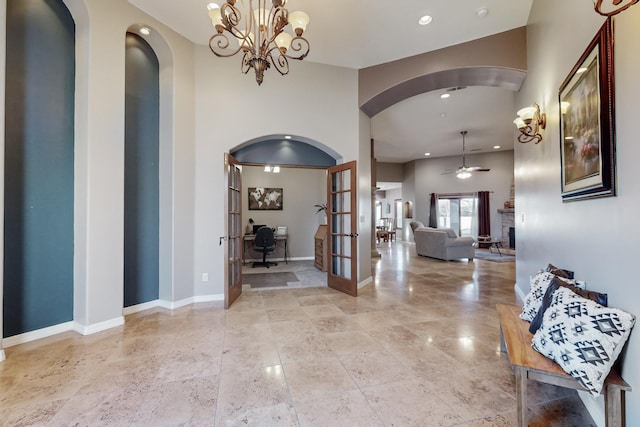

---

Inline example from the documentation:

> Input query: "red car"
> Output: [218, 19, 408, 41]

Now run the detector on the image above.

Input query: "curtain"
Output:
[429, 193, 437, 228]
[477, 191, 491, 248]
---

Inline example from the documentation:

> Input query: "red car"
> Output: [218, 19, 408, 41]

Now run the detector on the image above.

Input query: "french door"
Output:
[224, 153, 242, 308]
[327, 161, 358, 296]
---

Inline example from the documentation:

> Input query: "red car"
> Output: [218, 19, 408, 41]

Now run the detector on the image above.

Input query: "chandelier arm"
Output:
[221, 2, 242, 29]
[282, 36, 310, 60]
[241, 51, 253, 75]
[268, 47, 290, 76]
[209, 34, 244, 58]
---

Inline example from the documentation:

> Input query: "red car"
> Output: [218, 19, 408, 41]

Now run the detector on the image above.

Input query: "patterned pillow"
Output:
[531, 287, 635, 396]
[528, 277, 608, 334]
[520, 272, 557, 322]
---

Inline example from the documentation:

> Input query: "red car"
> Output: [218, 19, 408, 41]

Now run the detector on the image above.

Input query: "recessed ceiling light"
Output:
[493, 145, 501, 149]
[139, 27, 150, 35]
[418, 15, 433, 26]
[476, 7, 489, 18]
[284, 135, 292, 139]
[424, 152, 431, 156]
[207, 2, 220, 11]
[440, 93, 450, 99]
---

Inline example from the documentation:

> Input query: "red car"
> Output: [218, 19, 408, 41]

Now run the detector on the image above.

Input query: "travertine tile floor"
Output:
[0, 242, 596, 426]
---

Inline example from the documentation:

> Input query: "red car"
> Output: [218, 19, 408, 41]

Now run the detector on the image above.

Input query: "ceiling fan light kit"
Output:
[207, 0, 310, 85]
[451, 131, 491, 180]
[513, 103, 546, 144]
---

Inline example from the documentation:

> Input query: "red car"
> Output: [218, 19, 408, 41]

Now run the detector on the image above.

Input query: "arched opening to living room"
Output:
[361, 29, 527, 251]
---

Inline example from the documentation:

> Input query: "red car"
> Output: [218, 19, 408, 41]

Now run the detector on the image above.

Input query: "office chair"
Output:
[252, 226, 278, 268]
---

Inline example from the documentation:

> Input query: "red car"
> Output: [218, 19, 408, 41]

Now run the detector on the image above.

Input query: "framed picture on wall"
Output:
[558, 18, 616, 202]
[248, 187, 283, 210]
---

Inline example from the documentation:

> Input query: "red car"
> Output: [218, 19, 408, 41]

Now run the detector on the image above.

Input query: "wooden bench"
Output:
[496, 303, 631, 427]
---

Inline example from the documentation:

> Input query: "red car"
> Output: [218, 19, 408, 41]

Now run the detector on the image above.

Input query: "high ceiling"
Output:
[129, 0, 534, 163]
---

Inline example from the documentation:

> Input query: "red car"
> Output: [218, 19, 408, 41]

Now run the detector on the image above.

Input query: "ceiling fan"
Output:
[443, 131, 491, 179]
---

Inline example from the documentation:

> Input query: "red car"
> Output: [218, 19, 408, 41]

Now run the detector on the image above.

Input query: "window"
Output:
[437, 194, 476, 237]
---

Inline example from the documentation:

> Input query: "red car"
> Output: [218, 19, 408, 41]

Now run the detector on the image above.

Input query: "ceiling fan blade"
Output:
[467, 166, 491, 172]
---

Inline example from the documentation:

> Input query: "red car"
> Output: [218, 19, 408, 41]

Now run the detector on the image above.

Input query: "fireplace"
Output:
[509, 227, 515, 249]
[498, 208, 515, 249]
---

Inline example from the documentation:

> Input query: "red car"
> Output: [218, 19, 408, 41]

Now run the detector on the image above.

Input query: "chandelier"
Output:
[207, 1, 310, 85]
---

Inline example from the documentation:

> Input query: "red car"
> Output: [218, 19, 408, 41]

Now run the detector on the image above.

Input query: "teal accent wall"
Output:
[3, 0, 75, 337]
[124, 33, 160, 307]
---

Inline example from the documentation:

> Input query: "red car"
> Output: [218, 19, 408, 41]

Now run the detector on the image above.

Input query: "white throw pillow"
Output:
[520, 272, 556, 322]
[531, 286, 635, 397]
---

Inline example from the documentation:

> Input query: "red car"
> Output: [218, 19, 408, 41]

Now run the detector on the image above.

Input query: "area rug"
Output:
[242, 272, 297, 288]
[474, 249, 515, 262]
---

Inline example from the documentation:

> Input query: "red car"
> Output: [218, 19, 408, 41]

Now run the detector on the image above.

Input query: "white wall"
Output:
[404, 150, 514, 239]
[241, 166, 326, 260]
[193, 49, 368, 296]
[516, 2, 640, 423]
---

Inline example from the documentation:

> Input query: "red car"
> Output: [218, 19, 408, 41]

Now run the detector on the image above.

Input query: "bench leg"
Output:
[605, 387, 625, 427]
[515, 367, 528, 427]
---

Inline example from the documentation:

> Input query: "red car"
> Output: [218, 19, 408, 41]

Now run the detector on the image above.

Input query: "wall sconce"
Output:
[264, 165, 280, 173]
[513, 103, 546, 144]
[594, 0, 639, 16]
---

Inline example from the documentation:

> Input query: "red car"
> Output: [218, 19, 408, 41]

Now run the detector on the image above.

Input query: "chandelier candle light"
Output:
[207, 0, 310, 85]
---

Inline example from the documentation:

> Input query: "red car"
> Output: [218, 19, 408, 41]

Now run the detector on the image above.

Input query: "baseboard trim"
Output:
[358, 276, 373, 290]
[73, 317, 125, 336]
[193, 294, 225, 303]
[3, 321, 76, 347]
[2, 296, 225, 348]
[157, 294, 224, 310]
[123, 300, 161, 316]
[0, 349, 5, 362]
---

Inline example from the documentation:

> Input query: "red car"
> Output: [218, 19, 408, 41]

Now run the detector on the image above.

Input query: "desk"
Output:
[243, 234, 288, 265]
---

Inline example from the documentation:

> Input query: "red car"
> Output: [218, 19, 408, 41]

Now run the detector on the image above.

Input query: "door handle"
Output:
[349, 233, 359, 238]
[219, 236, 228, 245]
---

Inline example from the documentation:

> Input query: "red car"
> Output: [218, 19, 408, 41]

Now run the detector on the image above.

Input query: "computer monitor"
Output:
[253, 224, 266, 234]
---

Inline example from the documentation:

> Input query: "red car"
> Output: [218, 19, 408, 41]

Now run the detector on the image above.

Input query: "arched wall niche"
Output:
[125, 23, 176, 305]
